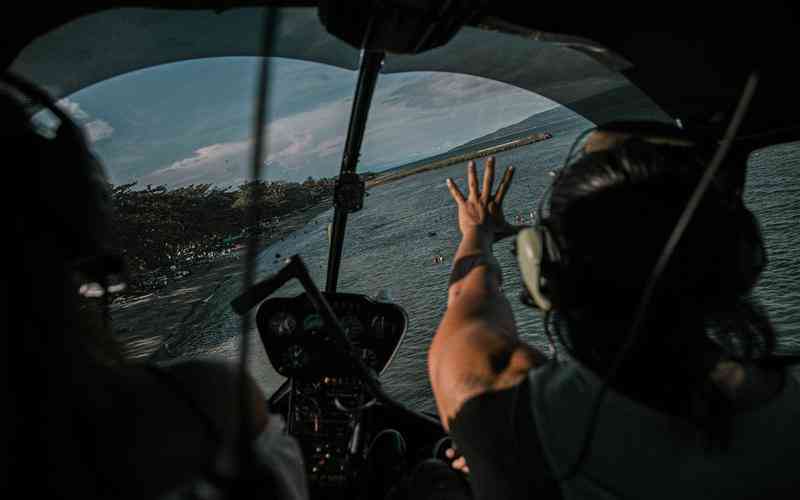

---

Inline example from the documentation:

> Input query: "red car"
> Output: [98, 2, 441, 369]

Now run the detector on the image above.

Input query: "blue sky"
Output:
[60, 57, 558, 188]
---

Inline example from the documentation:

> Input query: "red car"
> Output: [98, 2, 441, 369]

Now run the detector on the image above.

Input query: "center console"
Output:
[256, 293, 407, 496]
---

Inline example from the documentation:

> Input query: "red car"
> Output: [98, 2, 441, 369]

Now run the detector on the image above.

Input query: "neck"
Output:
[563, 309, 723, 410]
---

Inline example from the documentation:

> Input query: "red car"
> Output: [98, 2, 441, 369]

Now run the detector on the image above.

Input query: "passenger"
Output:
[431, 127, 800, 500]
[6, 76, 307, 499]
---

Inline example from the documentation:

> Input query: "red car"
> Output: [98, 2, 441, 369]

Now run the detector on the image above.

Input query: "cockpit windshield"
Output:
[66, 56, 800, 413]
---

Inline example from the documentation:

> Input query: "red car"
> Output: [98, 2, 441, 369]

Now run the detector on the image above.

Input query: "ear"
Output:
[516, 227, 553, 311]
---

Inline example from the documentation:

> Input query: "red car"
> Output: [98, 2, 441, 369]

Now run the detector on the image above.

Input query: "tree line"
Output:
[110, 178, 336, 285]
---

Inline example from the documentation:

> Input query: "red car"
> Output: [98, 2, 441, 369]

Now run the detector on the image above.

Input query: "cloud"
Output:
[55, 97, 114, 142]
[314, 136, 345, 158]
[164, 141, 251, 172]
[57, 97, 90, 120]
[86, 119, 114, 142]
[380, 73, 533, 110]
[140, 99, 350, 187]
[139, 140, 252, 187]
[132, 70, 558, 188]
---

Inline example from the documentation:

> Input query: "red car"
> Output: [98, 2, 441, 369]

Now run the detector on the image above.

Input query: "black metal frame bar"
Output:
[325, 49, 385, 293]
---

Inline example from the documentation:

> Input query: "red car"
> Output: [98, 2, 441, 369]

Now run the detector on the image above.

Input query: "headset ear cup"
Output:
[516, 227, 553, 311]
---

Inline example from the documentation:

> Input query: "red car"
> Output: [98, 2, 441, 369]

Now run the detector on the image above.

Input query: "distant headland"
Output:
[366, 131, 552, 188]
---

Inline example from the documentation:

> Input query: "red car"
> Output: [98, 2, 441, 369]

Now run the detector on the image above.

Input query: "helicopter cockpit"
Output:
[6, 2, 800, 499]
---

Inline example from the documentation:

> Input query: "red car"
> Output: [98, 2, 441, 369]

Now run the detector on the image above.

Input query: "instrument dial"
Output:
[295, 394, 320, 416]
[299, 380, 321, 395]
[284, 344, 307, 370]
[370, 315, 386, 339]
[269, 312, 296, 336]
[304, 314, 324, 332]
[340, 315, 364, 341]
[361, 348, 377, 367]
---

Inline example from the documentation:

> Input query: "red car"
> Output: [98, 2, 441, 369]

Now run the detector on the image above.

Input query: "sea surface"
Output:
[163, 108, 800, 414]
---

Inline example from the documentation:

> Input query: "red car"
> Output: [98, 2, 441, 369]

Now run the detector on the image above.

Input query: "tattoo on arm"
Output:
[448, 254, 501, 288]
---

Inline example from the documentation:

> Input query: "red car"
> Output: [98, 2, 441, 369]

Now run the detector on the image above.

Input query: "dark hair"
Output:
[2, 82, 125, 361]
[5, 80, 134, 496]
[546, 136, 775, 448]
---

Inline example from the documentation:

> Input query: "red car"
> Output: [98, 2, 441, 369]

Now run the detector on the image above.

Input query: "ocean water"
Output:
[163, 108, 800, 414]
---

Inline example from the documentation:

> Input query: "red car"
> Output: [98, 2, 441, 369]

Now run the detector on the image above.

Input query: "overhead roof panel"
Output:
[10, 7, 671, 125]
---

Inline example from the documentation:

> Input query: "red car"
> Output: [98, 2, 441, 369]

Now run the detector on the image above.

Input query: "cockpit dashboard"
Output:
[257, 293, 431, 498]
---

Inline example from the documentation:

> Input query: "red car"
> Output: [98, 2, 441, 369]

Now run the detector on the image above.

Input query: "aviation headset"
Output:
[514, 123, 767, 314]
[3, 72, 124, 284]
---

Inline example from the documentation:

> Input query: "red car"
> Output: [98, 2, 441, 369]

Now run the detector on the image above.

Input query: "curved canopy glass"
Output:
[22, 8, 798, 411]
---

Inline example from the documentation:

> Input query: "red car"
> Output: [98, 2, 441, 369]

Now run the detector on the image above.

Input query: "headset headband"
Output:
[517, 121, 764, 313]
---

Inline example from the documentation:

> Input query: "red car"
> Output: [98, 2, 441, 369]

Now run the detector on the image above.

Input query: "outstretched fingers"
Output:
[449, 159, 512, 208]
[467, 160, 479, 200]
[481, 156, 495, 203]
[446, 178, 465, 205]
[494, 166, 515, 204]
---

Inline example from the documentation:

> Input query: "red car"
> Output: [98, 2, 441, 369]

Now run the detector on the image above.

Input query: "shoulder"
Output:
[525, 360, 599, 434]
[154, 359, 269, 439]
[76, 360, 267, 497]
[449, 376, 562, 499]
[429, 323, 547, 427]
[163, 358, 241, 387]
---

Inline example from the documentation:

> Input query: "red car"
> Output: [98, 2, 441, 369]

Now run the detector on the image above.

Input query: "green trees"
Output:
[110, 178, 334, 283]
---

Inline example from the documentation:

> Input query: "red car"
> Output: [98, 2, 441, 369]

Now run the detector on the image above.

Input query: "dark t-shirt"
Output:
[449, 378, 561, 500]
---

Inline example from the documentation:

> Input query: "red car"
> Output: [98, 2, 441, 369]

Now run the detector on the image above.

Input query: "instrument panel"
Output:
[256, 293, 408, 497]
[255, 292, 408, 377]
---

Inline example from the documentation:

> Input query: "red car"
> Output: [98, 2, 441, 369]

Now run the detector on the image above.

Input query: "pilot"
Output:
[430, 125, 800, 499]
[6, 74, 308, 499]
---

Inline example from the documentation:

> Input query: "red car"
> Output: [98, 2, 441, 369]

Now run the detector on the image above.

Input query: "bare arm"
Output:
[428, 158, 546, 430]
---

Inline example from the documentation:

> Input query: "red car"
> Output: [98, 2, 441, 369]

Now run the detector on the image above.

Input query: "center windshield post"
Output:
[325, 49, 385, 293]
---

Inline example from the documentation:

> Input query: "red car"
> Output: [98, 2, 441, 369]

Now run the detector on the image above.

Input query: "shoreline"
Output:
[111, 131, 552, 361]
[111, 198, 332, 361]
[367, 131, 552, 188]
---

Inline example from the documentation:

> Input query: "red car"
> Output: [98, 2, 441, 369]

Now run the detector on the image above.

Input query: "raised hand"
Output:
[446, 156, 515, 242]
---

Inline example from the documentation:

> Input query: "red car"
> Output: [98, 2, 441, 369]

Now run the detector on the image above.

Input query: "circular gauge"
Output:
[370, 315, 386, 339]
[341, 315, 364, 341]
[299, 380, 321, 395]
[284, 344, 307, 370]
[295, 394, 320, 415]
[361, 348, 377, 367]
[304, 314, 324, 332]
[269, 312, 297, 336]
